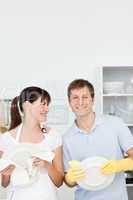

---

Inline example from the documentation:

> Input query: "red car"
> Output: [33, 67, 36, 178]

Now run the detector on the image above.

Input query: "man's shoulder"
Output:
[100, 114, 125, 126]
[63, 125, 75, 141]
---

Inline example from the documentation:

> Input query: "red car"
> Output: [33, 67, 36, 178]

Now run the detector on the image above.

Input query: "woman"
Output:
[0, 86, 64, 200]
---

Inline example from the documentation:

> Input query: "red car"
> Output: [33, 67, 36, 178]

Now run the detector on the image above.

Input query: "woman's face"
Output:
[27, 97, 49, 123]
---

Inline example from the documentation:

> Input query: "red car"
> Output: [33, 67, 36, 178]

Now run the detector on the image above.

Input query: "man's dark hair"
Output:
[67, 79, 95, 99]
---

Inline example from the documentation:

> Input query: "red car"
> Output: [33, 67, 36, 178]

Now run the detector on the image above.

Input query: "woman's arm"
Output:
[33, 146, 64, 187]
[0, 165, 15, 187]
[47, 146, 64, 187]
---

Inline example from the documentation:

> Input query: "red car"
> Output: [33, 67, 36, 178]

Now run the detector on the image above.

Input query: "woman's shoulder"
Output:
[0, 127, 19, 150]
[45, 127, 62, 141]
[45, 128, 62, 149]
[47, 127, 61, 137]
[7, 126, 19, 140]
[0, 130, 13, 143]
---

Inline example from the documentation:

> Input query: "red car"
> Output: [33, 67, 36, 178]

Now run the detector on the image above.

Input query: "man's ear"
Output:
[92, 97, 95, 103]
[68, 98, 72, 107]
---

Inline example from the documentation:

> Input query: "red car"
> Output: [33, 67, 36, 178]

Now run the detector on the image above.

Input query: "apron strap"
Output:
[16, 124, 23, 142]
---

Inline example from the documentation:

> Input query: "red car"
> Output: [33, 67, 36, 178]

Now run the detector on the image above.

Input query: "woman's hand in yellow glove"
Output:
[101, 158, 133, 175]
[65, 160, 86, 185]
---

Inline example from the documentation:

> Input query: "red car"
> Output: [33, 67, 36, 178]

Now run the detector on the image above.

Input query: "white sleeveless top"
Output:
[0, 125, 62, 200]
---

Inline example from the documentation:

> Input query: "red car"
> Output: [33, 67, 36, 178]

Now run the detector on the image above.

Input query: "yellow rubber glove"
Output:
[65, 160, 86, 185]
[101, 158, 133, 175]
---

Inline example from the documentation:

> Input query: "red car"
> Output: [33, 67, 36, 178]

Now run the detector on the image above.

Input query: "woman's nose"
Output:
[41, 105, 49, 113]
[44, 105, 49, 112]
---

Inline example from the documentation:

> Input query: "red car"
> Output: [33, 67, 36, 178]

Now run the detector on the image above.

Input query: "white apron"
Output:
[7, 125, 58, 200]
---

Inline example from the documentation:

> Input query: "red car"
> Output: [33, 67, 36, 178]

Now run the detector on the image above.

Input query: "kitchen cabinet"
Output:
[101, 66, 133, 198]
[0, 99, 12, 129]
[101, 66, 133, 129]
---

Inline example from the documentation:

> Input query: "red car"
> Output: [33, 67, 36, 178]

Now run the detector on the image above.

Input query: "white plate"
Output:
[3, 146, 33, 169]
[0, 158, 15, 171]
[32, 151, 55, 162]
[11, 166, 38, 188]
[77, 157, 115, 191]
[1, 144, 55, 187]
[3, 144, 55, 167]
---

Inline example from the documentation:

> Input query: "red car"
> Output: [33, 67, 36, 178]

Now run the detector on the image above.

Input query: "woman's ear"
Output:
[0, 151, 3, 158]
[23, 101, 31, 111]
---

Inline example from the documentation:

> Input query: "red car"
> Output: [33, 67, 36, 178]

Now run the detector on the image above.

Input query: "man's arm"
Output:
[64, 172, 77, 187]
[101, 147, 133, 175]
[127, 147, 133, 158]
[63, 160, 86, 187]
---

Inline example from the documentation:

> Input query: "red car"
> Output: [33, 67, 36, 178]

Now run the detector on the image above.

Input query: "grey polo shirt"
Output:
[63, 115, 133, 200]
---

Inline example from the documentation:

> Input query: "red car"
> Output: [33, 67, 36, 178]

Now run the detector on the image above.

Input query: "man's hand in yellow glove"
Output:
[101, 158, 133, 175]
[65, 160, 86, 186]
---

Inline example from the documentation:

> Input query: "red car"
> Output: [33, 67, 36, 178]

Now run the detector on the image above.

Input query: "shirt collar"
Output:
[72, 114, 104, 134]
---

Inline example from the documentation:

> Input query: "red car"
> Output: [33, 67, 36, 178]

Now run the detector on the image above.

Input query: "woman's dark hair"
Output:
[67, 79, 95, 99]
[9, 96, 21, 130]
[9, 86, 51, 130]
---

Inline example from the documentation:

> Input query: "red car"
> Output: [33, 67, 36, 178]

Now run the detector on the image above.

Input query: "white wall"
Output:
[0, 0, 133, 199]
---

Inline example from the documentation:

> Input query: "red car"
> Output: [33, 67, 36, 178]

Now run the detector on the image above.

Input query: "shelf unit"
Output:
[0, 98, 12, 128]
[101, 66, 133, 188]
[101, 66, 133, 127]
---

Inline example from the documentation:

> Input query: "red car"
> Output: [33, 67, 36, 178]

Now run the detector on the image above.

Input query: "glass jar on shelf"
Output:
[115, 96, 133, 124]
[109, 104, 116, 116]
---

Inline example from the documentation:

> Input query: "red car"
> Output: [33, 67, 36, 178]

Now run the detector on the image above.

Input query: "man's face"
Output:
[69, 86, 94, 117]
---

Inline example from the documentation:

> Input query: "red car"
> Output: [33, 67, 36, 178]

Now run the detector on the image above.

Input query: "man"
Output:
[63, 79, 133, 200]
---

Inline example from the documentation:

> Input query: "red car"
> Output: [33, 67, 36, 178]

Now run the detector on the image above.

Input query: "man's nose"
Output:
[78, 97, 83, 105]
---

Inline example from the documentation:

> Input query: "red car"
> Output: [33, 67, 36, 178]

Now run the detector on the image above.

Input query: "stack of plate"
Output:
[103, 81, 124, 94]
